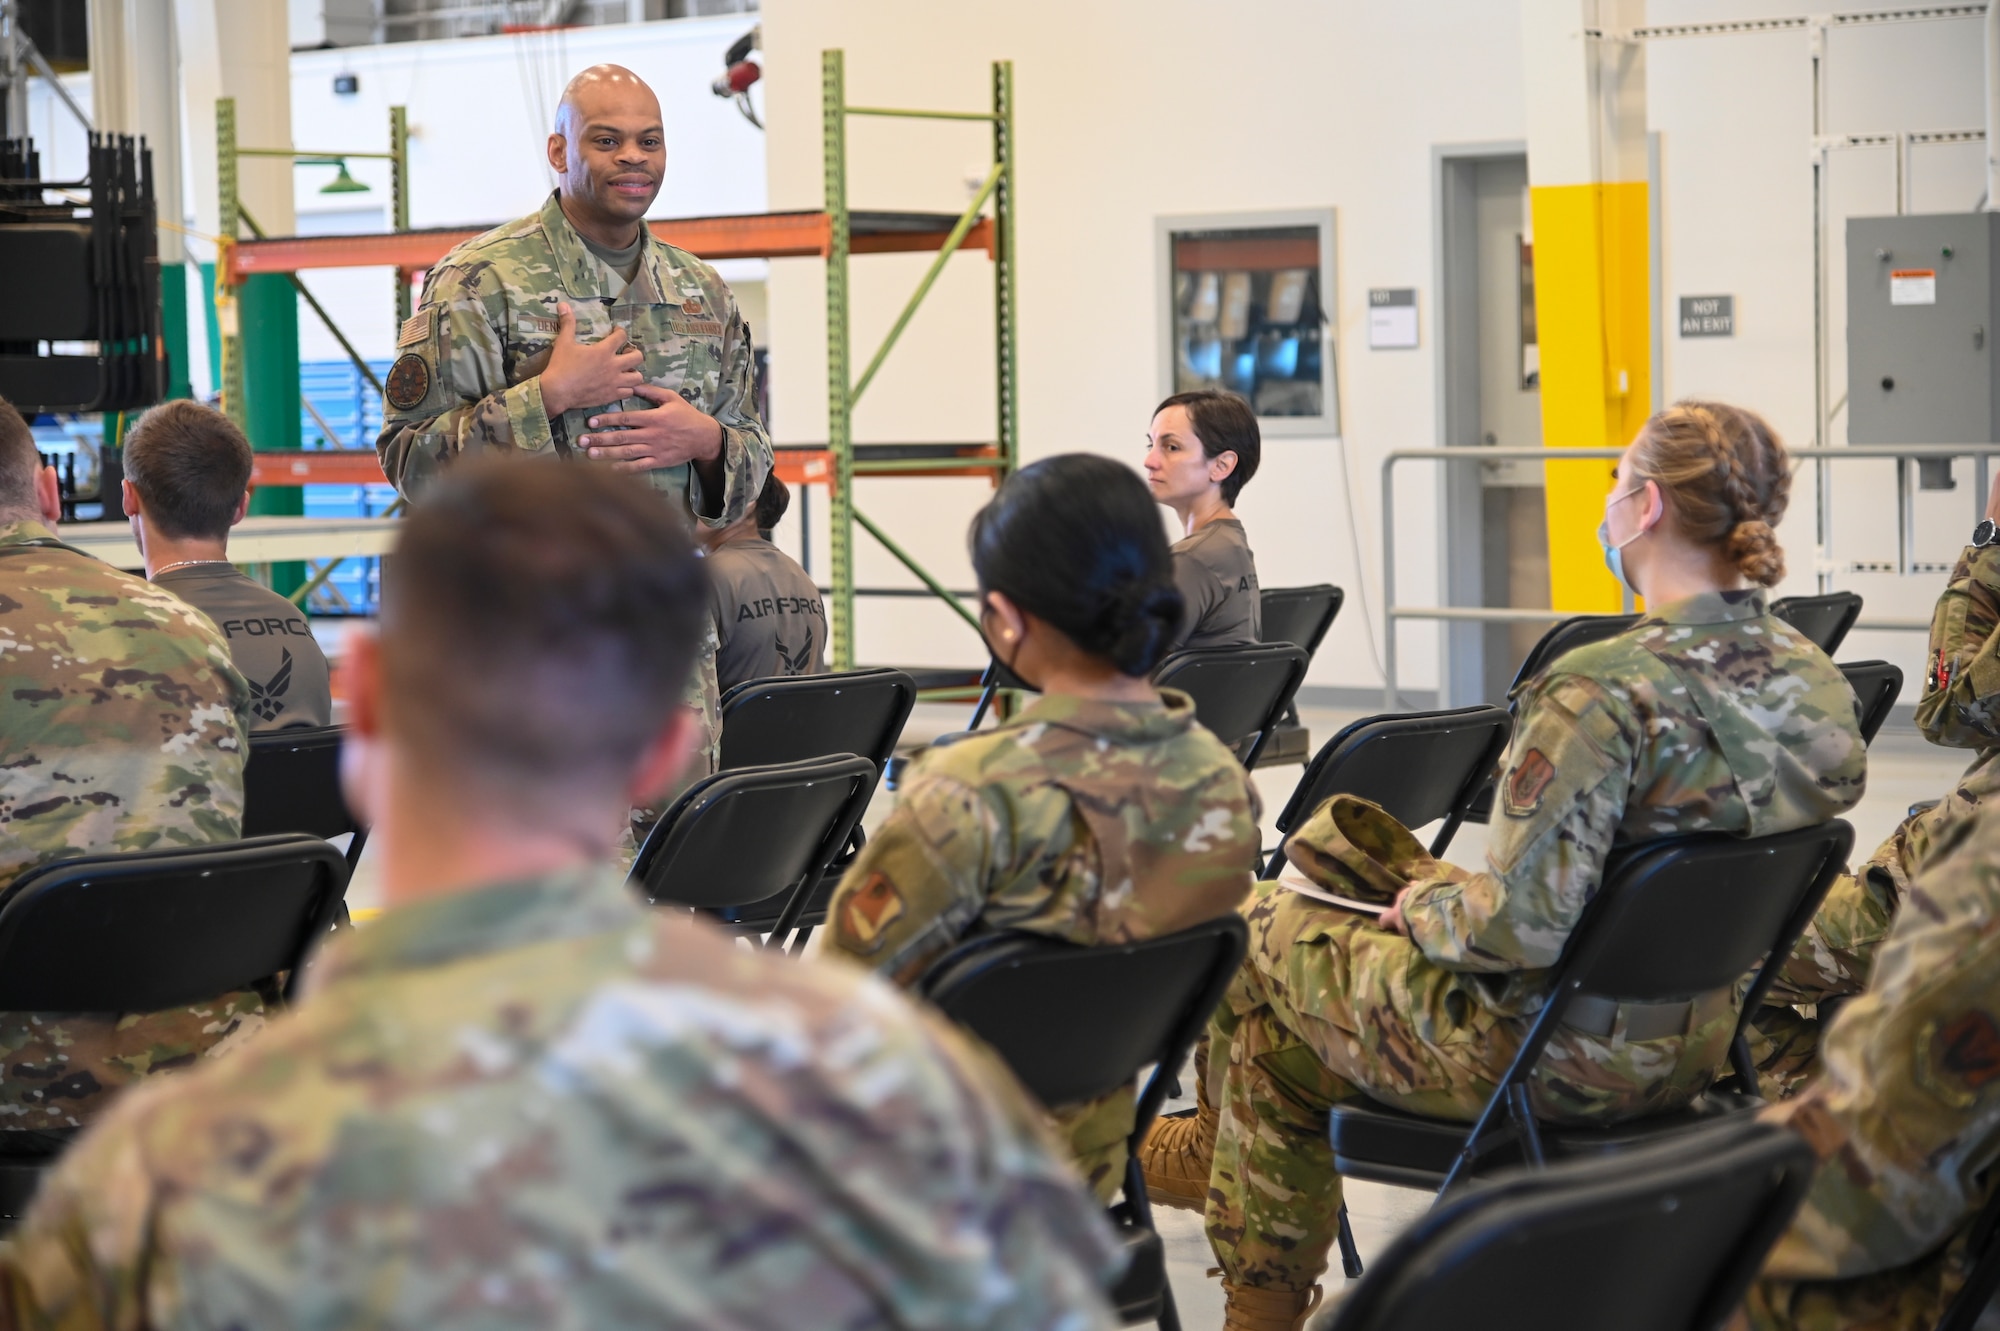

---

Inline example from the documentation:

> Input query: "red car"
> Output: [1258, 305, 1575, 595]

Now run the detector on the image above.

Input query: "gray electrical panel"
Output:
[1847, 212, 2000, 445]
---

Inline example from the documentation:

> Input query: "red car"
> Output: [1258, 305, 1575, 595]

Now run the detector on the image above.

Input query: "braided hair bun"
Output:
[1627, 400, 1792, 586]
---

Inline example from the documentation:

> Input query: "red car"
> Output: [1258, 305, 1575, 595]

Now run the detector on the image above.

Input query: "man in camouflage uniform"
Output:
[0, 399, 257, 1138]
[1153, 591, 1866, 1329]
[825, 687, 1260, 1200]
[0, 458, 1124, 1330]
[1763, 504, 2000, 1076]
[1739, 805, 2000, 1331]
[374, 63, 772, 791]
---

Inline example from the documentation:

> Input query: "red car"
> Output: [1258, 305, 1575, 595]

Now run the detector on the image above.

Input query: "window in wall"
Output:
[1159, 210, 1337, 435]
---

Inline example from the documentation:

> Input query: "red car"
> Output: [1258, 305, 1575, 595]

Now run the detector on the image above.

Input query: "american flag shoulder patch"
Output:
[397, 311, 431, 347]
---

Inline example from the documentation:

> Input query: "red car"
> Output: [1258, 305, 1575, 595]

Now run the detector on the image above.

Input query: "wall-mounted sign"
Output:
[1368, 288, 1418, 349]
[1679, 294, 1735, 338]
[1891, 268, 1937, 305]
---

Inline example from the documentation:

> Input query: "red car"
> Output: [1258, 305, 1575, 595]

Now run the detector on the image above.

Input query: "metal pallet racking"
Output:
[210, 49, 1016, 662]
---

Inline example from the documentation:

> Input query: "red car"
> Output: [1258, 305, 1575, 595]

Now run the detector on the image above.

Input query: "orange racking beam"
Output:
[228, 213, 996, 279]
[248, 451, 389, 487]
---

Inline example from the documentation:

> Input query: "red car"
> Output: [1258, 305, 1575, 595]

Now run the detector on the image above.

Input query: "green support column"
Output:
[217, 96, 304, 595]
[823, 50, 854, 670]
[160, 262, 193, 400]
[200, 260, 222, 391]
[390, 105, 411, 325]
[992, 59, 1017, 477]
[241, 272, 304, 594]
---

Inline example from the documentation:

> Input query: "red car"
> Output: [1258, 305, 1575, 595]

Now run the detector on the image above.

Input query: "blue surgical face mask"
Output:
[1597, 521, 1636, 593]
[1599, 484, 1651, 595]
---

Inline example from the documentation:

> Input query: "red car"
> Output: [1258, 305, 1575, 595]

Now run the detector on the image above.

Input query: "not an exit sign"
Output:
[1679, 295, 1735, 337]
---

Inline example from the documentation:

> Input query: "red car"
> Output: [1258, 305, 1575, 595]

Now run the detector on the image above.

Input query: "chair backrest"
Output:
[717, 668, 917, 775]
[917, 915, 1248, 1134]
[241, 724, 358, 842]
[1559, 821, 1853, 1009]
[1325, 1119, 1817, 1331]
[1509, 614, 1642, 695]
[1839, 659, 1903, 746]
[1772, 591, 1864, 656]
[630, 755, 876, 932]
[1273, 706, 1512, 856]
[1151, 642, 1310, 756]
[1935, 1168, 2000, 1331]
[1260, 584, 1344, 658]
[0, 834, 350, 1010]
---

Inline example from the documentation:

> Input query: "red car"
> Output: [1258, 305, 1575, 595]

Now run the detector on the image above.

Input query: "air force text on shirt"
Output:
[219, 614, 315, 640]
[736, 594, 824, 622]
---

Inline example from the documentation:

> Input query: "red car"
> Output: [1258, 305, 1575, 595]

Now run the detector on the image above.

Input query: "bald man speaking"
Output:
[376, 65, 772, 791]
[378, 64, 769, 516]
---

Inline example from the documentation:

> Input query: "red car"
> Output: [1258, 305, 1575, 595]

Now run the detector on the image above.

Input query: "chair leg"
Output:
[1507, 1084, 1545, 1168]
[787, 925, 816, 956]
[1336, 1202, 1364, 1278]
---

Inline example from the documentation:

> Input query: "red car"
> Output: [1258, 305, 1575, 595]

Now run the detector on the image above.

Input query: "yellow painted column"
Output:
[1523, 0, 1650, 612]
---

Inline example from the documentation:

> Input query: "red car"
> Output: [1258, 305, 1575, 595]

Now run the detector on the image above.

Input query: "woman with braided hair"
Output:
[1140, 399, 1868, 1331]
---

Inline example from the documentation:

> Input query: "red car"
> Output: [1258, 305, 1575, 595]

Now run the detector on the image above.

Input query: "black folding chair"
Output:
[916, 915, 1250, 1331]
[1839, 659, 1903, 746]
[1328, 819, 1853, 1195]
[1935, 1174, 2000, 1331]
[718, 668, 916, 774]
[1510, 613, 1643, 696]
[241, 724, 367, 876]
[718, 669, 918, 947]
[1318, 1119, 1817, 1331]
[1464, 614, 1641, 825]
[1257, 585, 1345, 767]
[1153, 642, 1310, 769]
[629, 755, 876, 947]
[0, 834, 351, 1222]
[1261, 585, 1345, 661]
[1263, 706, 1511, 876]
[1773, 591, 1865, 656]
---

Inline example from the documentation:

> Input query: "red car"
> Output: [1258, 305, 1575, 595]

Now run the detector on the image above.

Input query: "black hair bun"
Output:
[1103, 581, 1184, 677]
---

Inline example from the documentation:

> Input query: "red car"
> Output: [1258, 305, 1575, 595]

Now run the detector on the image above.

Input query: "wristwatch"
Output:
[1975, 519, 2000, 548]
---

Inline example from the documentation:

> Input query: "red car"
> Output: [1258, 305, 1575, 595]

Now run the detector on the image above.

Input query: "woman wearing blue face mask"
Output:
[1148, 399, 1869, 1326]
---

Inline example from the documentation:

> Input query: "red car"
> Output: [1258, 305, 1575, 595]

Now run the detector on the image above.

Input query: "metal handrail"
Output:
[1380, 443, 2000, 706]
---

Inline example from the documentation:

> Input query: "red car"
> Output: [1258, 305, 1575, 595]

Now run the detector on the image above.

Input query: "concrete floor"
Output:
[337, 692, 1974, 1324]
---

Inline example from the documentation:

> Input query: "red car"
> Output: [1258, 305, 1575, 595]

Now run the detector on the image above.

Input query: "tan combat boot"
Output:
[1221, 1280, 1323, 1331]
[1138, 1087, 1217, 1212]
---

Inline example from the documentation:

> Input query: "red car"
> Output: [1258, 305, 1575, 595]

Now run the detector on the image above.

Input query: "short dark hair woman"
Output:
[824, 452, 1260, 1200]
[1145, 388, 1263, 652]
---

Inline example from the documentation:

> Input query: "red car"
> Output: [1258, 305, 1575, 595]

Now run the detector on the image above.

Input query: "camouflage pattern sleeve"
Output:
[0, 1077, 169, 1329]
[1760, 811, 2000, 1282]
[1399, 672, 1636, 972]
[685, 290, 772, 528]
[824, 768, 1012, 983]
[375, 257, 555, 499]
[1913, 544, 2000, 749]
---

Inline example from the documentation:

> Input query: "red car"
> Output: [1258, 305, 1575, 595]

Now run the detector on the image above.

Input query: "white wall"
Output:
[284, 15, 768, 368]
[761, 0, 1528, 683]
[1647, 1, 1989, 693]
[762, 0, 1990, 693]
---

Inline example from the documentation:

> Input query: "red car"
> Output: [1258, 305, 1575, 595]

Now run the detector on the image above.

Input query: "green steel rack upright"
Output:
[821, 49, 1017, 670]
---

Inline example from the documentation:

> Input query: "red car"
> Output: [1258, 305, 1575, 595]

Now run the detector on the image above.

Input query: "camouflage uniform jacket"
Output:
[1395, 588, 1867, 1016]
[0, 865, 1126, 1330]
[0, 521, 258, 1130]
[1896, 542, 2000, 882]
[374, 191, 773, 530]
[826, 689, 1259, 983]
[1758, 808, 2000, 1289]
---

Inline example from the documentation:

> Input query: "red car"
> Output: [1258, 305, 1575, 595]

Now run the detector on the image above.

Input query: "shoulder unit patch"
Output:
[384, 352, 432, 411]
